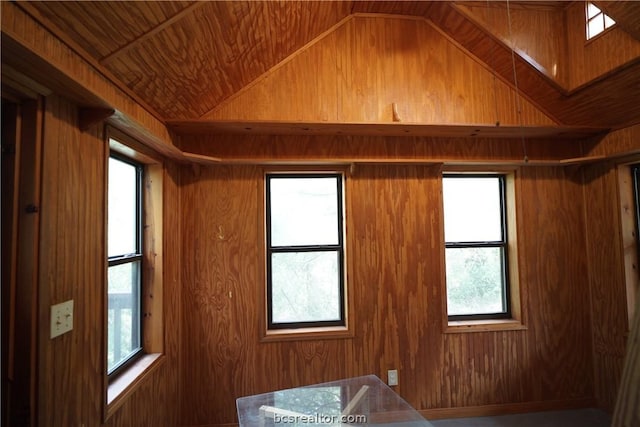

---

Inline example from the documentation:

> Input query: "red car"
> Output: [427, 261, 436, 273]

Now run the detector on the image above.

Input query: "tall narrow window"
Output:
[107, 154, 143, 375]
[266, 173, 346, 330]
[443, 175, 510, 320]
[633, 164, 640, 277]
[586, 2, 615, 40]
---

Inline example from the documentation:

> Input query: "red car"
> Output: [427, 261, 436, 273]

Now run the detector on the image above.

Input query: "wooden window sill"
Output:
[106, 353, 164, 420]
[262, 326, 353, 342]
[445, 319, 527, 334]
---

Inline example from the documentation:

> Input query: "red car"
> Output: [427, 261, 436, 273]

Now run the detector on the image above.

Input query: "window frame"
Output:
[265, 172, 347, 331]
[104, 128, 165, 421]
[443, 173, 512, 322]
[107, 152, 145, 378]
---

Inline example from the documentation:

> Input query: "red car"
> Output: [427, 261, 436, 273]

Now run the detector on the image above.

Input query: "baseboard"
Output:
[420, 397, 598, 420]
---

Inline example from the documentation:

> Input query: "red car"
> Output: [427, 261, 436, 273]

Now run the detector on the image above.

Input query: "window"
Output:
[443, 174, 510, 320]
[107, 154, 143, 376]
[632, 164, 640, 257]
[586, 2, 615, 40]
[266, 173, 346, 330]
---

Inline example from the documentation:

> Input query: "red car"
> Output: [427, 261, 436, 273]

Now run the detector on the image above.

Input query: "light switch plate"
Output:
[50, 300, 74, 338]
[388, 369, 398, 386]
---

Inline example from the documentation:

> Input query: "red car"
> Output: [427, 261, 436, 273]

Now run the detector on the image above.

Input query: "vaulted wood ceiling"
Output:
[13, 1, 640, 131]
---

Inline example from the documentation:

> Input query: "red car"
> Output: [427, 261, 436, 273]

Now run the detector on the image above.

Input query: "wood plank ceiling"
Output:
[15, 1, 640, 131]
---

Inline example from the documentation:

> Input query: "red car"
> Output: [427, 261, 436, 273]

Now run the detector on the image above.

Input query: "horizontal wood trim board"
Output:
[167, 121, 606, 140]
[179, 150, 640, 168]
[421, 398, 599, 420]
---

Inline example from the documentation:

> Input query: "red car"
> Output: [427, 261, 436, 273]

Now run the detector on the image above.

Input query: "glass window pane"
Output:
[274, 386, 342, 416]
[588, 17, 604, 39]
[269, 176, 339, 247]
[107, 261, 141, 373]
[445, 247, 505, 316]
[604, 14, 615, 28]
[271, 251, 341, 323]
[587, 3, 601, 19]
[443, 177, 503, 242]
[108, 157, 138, 257]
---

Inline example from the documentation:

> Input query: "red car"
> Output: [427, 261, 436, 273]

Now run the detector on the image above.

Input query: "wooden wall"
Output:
[35, 94, 181, 427]
[205, 15, 556, 126]
[581, 124, 640, 412]
[179, 140, 597, 425]
[565, 2, 640, 90]
[459, 3, 568, 87]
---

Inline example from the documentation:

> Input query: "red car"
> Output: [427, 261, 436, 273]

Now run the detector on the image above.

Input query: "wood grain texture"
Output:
[518, 167, 594, 400]
[1, 2, 178, 156]
[565, 1, 640, 90]
[612, 293, 640, 427]
[581, 159, 635, 412]
[180, 162, 597, 425]
[458, 2, 568, 87]
[104, 1, 352, 119]
[23, 1, 195, 60]
[584, 123, 640, 158]
[429, 2, 640, 129]
[595, 1, 640, 42]
[177, 134, 584, 165]
[34, 94, 181, 427]
[168, 120, 605, 140]
[205, 15, 556, 127]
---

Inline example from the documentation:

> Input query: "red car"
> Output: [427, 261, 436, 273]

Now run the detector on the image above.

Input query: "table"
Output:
[236, 375, 435, 426]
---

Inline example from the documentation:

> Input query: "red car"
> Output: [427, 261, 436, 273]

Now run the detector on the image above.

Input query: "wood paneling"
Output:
[177, 134, 584, 166]
[11, 1, 640, 129]
[42, 1, 352, 119]
[180, 161, 595, 426]
[459, 2, 568, 87]
[582, 160, 631, 411]
[565, 1, 640, 90]
[429, 2, 640, 129]
[584, 123, 640, 158]
[1, 2, 178, 157]
[595, 1, 640, 42]
[169, 120, 605, 140]
[612, 294, 640, 427]
[204, 15, 556, 127]
[580, 124, 640, 412]
[24, 1, 196, 60]
[34, 94, 181, 427]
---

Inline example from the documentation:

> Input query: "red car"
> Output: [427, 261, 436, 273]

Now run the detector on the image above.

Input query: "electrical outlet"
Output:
[50, 300, 74, 338]
[388, 369, 398, 386]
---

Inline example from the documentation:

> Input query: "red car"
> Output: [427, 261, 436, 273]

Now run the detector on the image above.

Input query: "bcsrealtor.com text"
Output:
[274, 413, 367, 424]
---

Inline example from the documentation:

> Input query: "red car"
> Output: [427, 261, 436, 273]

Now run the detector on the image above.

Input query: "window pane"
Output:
[269, 176, 339, 247]
[443, 177, 503, 242]
[588, 17, 605, 39]
[445, 247, 505, 316]
[108, 157, 138, 257]
[271, 251, 341, 323]
[107, 261, 141, 373]
[274, 386, 342, 417]
[604, 14, 615, 28]
[587, 3, 601, 19]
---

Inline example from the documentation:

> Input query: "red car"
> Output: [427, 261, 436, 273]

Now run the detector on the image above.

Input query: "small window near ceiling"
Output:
[443, 174, 510, 320]
[586, 2, 615, 40]
[265, 173, 346, 330]
[107, 154, 143, 375]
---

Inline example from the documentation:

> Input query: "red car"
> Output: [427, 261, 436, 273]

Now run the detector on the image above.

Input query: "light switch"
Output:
[50, 300, 74, 338]
[388, 369, 398, 386]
